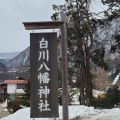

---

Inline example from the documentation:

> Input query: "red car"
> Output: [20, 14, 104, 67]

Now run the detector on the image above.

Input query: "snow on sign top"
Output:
[23, 21, 63, 30]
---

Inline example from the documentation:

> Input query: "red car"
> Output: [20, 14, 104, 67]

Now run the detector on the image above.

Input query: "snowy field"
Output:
[0, 106, 120, 120]
[0, 88, 119, 120]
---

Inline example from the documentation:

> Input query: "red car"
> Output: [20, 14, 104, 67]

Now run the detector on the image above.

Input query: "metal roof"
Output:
[4, 80, 28, 84]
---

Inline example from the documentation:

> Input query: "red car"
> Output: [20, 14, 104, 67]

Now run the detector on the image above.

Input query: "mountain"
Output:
[7, 47, 30, 70]
[0, 52, 19, 60]
[95, 18, 120, 79]
[5, 19, 120, 89]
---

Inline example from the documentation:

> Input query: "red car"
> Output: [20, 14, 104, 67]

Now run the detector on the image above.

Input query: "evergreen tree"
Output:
[52, 0, 120, 105]
[52, 0, 96, 105]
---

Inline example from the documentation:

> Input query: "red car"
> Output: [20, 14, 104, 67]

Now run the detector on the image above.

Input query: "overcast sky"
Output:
[0, 0, 107, 53]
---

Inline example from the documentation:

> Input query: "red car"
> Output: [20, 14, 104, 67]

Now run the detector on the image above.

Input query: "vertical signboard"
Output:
[30, 33, 58, 118]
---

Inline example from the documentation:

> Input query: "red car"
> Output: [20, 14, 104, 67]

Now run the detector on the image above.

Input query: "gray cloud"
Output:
[0, 0, 64, 52]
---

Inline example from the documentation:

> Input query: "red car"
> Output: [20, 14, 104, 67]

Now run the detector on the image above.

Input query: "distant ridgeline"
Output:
[0, 52, 19, 60]
[6, 47, 30, 70]
[0, 48, 30, 83]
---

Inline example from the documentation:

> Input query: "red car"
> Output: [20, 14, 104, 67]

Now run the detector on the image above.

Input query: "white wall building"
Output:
[4, 80, 28, 94]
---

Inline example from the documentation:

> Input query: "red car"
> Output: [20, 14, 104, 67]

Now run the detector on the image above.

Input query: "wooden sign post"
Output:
[23, 13, 73, 120]
[60, 13, 68, 120]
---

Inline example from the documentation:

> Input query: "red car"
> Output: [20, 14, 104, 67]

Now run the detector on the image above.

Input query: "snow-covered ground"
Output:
[0, 106, 120, 120]
[0, 89, 119, 120]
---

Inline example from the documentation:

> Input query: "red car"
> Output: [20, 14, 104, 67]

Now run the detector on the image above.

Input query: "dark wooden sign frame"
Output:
[30, 33, 58, 118]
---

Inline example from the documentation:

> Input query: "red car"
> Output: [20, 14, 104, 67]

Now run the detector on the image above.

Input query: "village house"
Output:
[4, 80, 28, 94]
[3, 80, 28, 101]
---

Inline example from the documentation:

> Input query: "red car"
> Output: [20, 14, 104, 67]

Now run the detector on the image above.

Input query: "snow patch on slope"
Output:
[112, 73, 120, 85]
